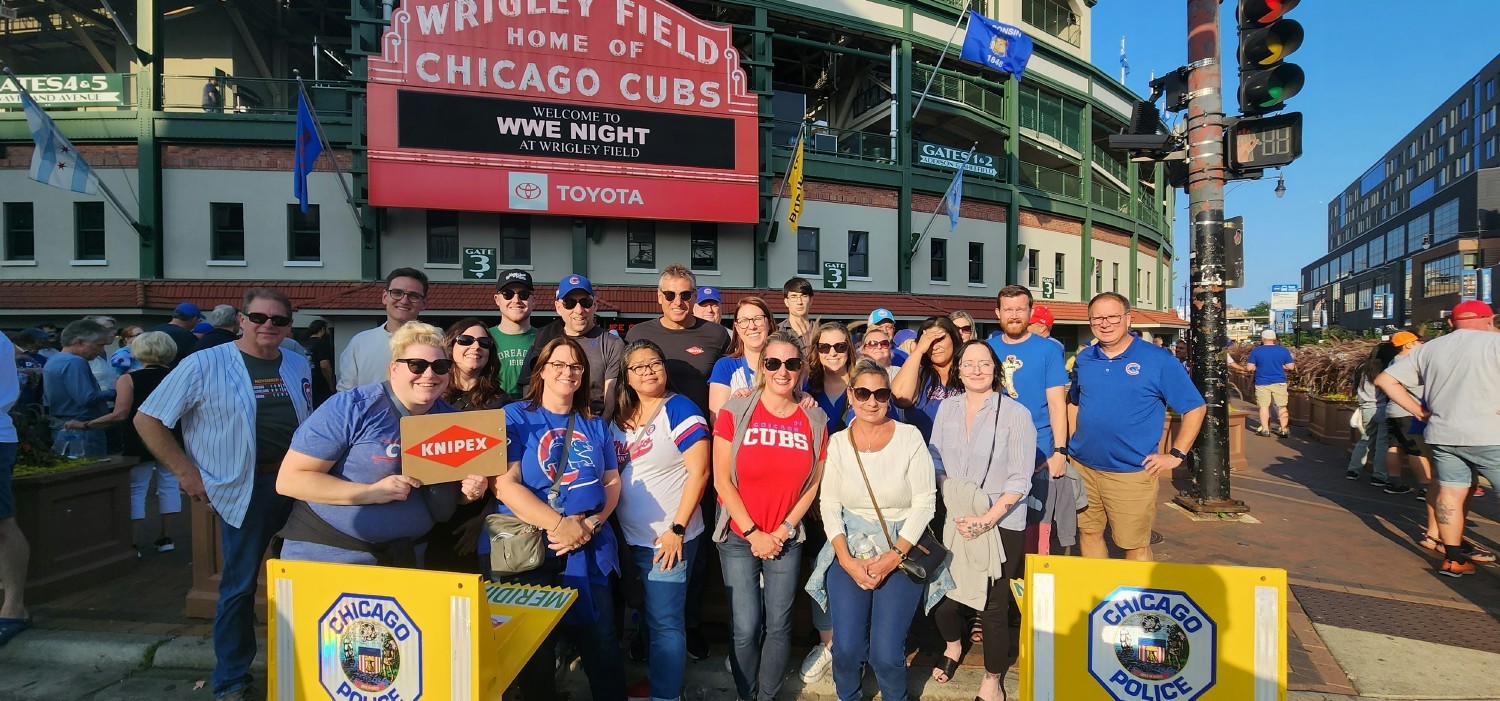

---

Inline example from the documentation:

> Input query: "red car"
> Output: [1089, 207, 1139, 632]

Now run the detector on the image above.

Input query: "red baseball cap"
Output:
[1452, 300, 1495, 321]
[1029, 305, 1055, 329]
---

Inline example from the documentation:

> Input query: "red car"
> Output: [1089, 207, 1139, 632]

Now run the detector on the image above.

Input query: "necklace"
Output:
[852, 419, 890, 452]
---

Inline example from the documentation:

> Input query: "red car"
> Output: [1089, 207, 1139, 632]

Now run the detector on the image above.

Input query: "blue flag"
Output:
[959, 11, 1034, 81]
[945, 168, 963, 232]
[20, 90, 98, 194]
[293, 89, 323, 213]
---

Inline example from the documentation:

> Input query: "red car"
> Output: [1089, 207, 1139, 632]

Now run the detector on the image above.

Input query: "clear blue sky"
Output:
[1089, 1, 1500, 309]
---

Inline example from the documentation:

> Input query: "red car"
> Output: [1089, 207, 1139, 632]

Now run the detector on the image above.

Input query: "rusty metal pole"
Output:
[1175, 0, 1247, 515]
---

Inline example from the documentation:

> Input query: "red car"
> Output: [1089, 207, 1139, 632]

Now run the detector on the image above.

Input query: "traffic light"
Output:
[1236, 0, 1304, 116]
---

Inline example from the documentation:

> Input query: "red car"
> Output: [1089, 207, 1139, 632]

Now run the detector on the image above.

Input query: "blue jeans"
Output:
[502, 561, 625, 701]
[718, 534, 802, 701]
[630, 538, 699, 701]
[211, 472, 292, 696]
[1348, 407, 1398, 484]
[826, 559, 922, 701]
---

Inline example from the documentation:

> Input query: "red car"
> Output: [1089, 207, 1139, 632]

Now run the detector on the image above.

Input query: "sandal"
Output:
[1417, 535, 1442, 553]
[1417, 535, 1498, 563]
[970, 617, 984, 643]
[932, 655, 961, 684]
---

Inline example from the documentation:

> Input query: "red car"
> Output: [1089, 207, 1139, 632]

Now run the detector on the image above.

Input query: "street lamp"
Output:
[1274, 174, 1286, 198]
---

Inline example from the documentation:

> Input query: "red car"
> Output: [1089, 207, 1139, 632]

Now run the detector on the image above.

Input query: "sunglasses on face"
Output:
[660, 289, 696, 303]
[816, 342, 849, 354]
[387, 289, 426, 303]
[452, 335, 495, 349]
[561, 296, 595, 310]
[763, 357, 803, 372]
[956, 325, 973, 334]
[243, 312, 292, 327]
[862, 340, 891, 349]
[499, 289, 532, 301]
[851, 387, 892, 403]
[395, 358, 453, 375]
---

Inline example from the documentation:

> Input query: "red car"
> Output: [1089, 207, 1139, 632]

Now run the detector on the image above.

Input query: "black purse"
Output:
[848, 430, 948, 583]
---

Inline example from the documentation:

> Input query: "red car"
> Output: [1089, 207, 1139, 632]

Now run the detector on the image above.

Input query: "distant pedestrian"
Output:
[1245, 328, 1296, 437]
[191, 304, 240, 355]
[0, 331, 30, 647]
[109, 326, 145, 376]
[305, 320, 335, 406]
[338, 268, 428, 390]
[1346, 342, 1407, 492]
[43, 319, 115, 456]
[154, 302, 202, 366]
[202, 77, 221, 112]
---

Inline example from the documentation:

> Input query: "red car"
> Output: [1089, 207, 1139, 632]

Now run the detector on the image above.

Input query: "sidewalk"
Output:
[4, 410, 1500, 699]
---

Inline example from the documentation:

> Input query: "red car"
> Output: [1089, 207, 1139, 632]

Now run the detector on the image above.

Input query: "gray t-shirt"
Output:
[1383, 329, 1500, 445]
[1383, 354, 1422, 419]
[626, 318, 731, 416]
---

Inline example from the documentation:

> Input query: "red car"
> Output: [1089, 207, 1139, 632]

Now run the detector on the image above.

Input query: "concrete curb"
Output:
[150, 635, 266, 675]
[0, 629, 165, 669]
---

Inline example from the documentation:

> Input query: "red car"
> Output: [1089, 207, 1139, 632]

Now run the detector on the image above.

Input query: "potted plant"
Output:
[1293, 340, 1375, 446]
[8, 405, 138, 600]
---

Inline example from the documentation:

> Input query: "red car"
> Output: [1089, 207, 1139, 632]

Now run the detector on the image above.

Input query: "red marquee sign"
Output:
[367, 0, 759, 222]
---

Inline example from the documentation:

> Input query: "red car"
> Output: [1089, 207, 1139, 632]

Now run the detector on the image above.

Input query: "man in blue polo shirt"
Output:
[1069, 292, 1205, 562]
[1243, 329, 1296, 438]
[988, 285, 1069, 476]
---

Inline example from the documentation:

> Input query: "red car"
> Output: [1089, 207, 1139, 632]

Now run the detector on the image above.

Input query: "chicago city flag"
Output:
[20, 89, 98, 194]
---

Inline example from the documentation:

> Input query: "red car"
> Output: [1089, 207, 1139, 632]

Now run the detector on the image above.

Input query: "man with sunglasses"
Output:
[488, 269, 538, 398]
[338, 267, 429, 391]
[136, 287, 314, 701]
[627, 264, 732, 417]
[517, 274, 623, 417]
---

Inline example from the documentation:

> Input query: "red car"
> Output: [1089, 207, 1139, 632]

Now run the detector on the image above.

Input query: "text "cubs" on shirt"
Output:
[741, 427, 808, 450]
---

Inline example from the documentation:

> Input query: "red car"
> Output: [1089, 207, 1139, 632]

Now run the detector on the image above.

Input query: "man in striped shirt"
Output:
[135, 288, 313, 701]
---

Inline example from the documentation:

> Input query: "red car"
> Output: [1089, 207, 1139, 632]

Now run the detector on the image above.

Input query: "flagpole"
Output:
[765, 122, 806, 243]
[912, 4, 972, 120]
[908, 142, 977, 262]
[294, 71, 362, 230]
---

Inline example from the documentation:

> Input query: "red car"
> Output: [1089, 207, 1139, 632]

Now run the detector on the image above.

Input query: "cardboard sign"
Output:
[399, 409, 507, 485]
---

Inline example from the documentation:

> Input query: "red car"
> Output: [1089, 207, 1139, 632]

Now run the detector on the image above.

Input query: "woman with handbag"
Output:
[891, 316, 964, 441]
[814, 359, 936, 701]
[712, 330, 829, 701]
[276, 322, 489, 566]
[927, 340, 1036, 701]
[611, 339, 711, 701]
[492, 335, 625, 701]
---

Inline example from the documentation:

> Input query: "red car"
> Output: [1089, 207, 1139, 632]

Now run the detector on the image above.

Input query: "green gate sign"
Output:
[1041, 278, 1055, 299]
[0, 74, 126, 108]
[822, 261, 847, 289]
[463, 248, 497, 280]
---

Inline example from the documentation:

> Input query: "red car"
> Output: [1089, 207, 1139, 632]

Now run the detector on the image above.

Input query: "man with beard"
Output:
[337, 268, 428, 390]
[488, 269, 538, 398]
[988, 286, 1070, 478]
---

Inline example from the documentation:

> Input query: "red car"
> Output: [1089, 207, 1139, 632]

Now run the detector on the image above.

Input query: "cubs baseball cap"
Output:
[1452, 300, 1495, 321]
[20, 327, 52, 340]
[892, 329, 917, 346]
[1029, 305, 1055, 329]
[697, 286, 722, 303]
[173, 302, 203, 320]
[1261, 328, 1277, 340]
[869, 308, 896, 326]
[1390, 331, 1420, 347]
[192, 322, 214, 334]
[556, 274, 594, 299]
[497, 269, 534, 291]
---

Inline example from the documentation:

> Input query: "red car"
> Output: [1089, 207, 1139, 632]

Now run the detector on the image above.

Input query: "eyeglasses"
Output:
[627, 359, 665, 376]
[243, 312, 292, 327]
[659, 289, 696, 303]
[387, 289, 427, 303]
[734, 315, 768, 329]
[396, 358, 453, 375]
[499, 289, 532, 301]
[561, 296, 595, 310]
[816, 342, 849, 354]
[1089, 314, 1125, 326]
[452, 335, 495, 349]
[851, 387, 891, 403]
[959, 360, 995, 372]
[956, 325, 973, 335]
[545, 361, 586, 375]
[763, 357, 803, 372]
[784, 292, 810, 302]
[862, 340, 891, 350]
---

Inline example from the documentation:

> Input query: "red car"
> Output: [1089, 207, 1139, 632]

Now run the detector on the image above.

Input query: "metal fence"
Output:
[1018, 161, 1081, 199]
[161, 76, 352, 116]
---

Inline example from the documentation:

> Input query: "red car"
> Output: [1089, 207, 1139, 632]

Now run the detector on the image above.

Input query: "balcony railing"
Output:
[773, 120, 895, 163]
[161, 76, 352, 117]
[1022, 0, 1082, 47]
[911, 66, 1006, 117]
[1091, 181, 1130, 215]
[1091, 148, 1128, 184]
[1019, 161, 1081, 199]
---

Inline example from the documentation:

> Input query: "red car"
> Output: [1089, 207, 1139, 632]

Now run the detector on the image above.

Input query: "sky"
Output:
[1088, 1, 1500, 309]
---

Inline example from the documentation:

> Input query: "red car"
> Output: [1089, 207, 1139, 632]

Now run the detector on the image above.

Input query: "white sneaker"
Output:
[799, 644, 832, 683]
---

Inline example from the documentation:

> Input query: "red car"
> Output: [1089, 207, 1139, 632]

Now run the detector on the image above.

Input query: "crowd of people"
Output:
[37, 262, 1464, 701]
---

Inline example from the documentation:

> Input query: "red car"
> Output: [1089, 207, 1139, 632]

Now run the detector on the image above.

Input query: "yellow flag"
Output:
[786, 132, 805, 232]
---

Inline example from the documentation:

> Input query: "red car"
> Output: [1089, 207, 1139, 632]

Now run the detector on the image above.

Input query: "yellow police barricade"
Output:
[266, 559, 574, 700]
[1018, 556, 1287, 701]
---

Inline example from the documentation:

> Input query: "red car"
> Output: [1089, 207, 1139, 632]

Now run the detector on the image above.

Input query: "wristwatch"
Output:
[782, 520, 800, 539]
[584, 513, 604, 533]
[1168, 447, 1189, 460]
[670, 523, 686, 537]
[1054, 445, 1069, 457]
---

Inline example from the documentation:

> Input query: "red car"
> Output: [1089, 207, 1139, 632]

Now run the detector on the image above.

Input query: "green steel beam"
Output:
[137, 0, 163, 279]
[896, 39, 913, 293]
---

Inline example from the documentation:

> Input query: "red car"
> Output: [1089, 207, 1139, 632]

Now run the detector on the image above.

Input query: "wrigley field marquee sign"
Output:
[367, 0, 759, 222]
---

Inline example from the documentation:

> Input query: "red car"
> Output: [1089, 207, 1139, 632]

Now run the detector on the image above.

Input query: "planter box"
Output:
[186, 498, 272, 620]
[13, 456, 139, 601]
[1309, 397, 1359, 447]
[1161, 410, 1249, 473]
[1288, 390, 1311, 427]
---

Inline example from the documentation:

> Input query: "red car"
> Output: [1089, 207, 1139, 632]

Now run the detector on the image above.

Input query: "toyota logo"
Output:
[514, 182, 542, 200]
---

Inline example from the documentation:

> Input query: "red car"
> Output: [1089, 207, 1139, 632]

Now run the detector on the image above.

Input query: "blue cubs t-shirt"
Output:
[1246, 344, 1295, 386]
[498, 403, 618, 519]
[281, 383, 458, 564]
[1068, 338, 1205, 473]
[709, 355, 755, 393]
[906, 380, 963, 442]
[988, 333, 1068, 458]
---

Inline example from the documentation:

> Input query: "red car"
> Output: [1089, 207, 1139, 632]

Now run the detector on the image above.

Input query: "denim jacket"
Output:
[805, 508, 953, 614]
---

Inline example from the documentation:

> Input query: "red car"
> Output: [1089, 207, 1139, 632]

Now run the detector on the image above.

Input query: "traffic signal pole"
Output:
[1176, 0, 1248, 516]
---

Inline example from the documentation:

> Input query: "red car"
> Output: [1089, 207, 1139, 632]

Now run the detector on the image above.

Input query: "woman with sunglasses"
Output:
[926, 340, 1035, 701]
[858, 328, 898, 379]
[949, 310, 977, 343]
[611, 339, 711, 701]
[713, 330, 829, 701]
[891, 317, 964, 441]
[276, 322, 489, 566]
[806, 359, 936, 701]
[493, 335, 626, 701]
[708, 296, 776, 416]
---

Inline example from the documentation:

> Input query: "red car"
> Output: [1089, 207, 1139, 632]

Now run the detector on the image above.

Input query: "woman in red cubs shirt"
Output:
[711, 329, 829, 701]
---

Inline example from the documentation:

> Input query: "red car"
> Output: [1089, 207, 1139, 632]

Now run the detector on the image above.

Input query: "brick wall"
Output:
[1019, 210, 1083, 236]
[0, 144, 138, 169]
[1094, 225, 1131, 247]
[1, 144, 353, 171]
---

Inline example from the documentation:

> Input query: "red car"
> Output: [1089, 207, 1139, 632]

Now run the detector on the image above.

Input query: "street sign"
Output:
[822, 261, 847, 289]
[462, 247, 497, 280]
[1269, 284, 1299, 311]
[1224, 217, 1244, 288]
[1042, 278, 1056, 299]
[1371, 294, 1387, 320]
[0, 74, 125, 108]
[1461, 270, 1479, 302]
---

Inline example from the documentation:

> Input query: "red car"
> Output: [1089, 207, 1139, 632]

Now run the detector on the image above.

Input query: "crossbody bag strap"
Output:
[545, 411, 577, 509]
[848, 431, 900, 553]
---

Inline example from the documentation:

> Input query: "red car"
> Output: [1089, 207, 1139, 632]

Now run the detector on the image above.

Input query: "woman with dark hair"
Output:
[1346, 341, 1406, 490]
[891, 316, 963, 440]
[493, 335, 625, 701]
[808, 322, 855, 434]
[709, 296, 776, 415]
[442, 317, 508, 411]
[611, 339, 711, 701]
[927, 340, 1034, 701]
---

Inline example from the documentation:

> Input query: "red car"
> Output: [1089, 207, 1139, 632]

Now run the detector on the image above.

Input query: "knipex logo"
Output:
[404, 425, 500, 468]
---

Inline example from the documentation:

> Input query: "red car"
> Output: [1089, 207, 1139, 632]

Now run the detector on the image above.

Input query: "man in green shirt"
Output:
[488, 269, 537, 398]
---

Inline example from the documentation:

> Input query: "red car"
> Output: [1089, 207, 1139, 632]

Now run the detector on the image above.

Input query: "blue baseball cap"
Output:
[869, 308, 896, 326]
[556, 274, 594, 299]
[192, 322, 214, 334]
[20, 327, 52, 340]
[697, 286, 722, 303]
[893, 329, 917, 346]
[173, 302, 203, 320]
